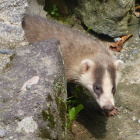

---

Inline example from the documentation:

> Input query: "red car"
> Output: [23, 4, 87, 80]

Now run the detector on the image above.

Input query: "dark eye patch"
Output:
[93, 84, 103, 97]
[112, 85, 116, 95]
[107, 65, 116, 94]
[93, 63, 105, 97]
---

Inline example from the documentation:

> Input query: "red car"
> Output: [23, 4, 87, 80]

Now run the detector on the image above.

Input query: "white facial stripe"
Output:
[103, 70, 112, 94]
[97, 70, 114, 108]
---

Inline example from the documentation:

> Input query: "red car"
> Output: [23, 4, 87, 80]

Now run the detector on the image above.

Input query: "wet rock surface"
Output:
[0, 39, 67, 140]
[72, 0, 134, 37]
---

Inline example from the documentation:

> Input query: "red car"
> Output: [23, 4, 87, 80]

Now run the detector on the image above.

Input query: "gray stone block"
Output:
[0, 39, 67, 140]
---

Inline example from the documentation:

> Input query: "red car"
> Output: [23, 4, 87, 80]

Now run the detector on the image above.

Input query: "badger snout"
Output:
[97, 96, 115, 112]
[102, 104, 114, 111]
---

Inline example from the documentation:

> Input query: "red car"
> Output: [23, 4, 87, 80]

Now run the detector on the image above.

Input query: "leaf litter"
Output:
[109, 34, 133, 52]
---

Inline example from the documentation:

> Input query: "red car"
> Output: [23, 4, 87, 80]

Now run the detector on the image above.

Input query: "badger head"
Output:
[78, 58, 123, 112]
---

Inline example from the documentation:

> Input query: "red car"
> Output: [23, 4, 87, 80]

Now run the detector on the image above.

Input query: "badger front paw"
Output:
[105, 107, 119, 116]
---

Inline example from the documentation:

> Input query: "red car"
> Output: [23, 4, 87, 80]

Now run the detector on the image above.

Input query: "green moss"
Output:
[9, 54, 15, 61]
[54, 80, 67, 136]
[55, 97, 67, 130]
[38, 128, 51, 139]
[39, 106, 57, 139]
[42, 110, 56, 129]
[2, 63, 13, 73]
[2, 98, 11, 103]
[1, 53, 15, 74]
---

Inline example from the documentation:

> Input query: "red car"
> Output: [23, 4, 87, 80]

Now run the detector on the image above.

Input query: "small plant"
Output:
[51, 4, 59, 16]
[68, 104, 84, 128]
[67, 87, 84, 128]
[86, 27, 92, 32]
[75, 86, 84, 94]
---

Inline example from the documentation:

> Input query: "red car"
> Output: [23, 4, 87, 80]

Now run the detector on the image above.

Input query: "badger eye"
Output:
[95, 85, 100, 90]
[93, 84, 102, 96]
[112, 85, 116, 94]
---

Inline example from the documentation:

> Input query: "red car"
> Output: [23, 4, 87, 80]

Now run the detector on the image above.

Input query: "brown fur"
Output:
[22, 14, 115, 83]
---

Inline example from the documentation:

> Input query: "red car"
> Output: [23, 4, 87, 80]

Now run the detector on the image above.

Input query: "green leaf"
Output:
[87, 27, 92, 32]
[75, 104, 84, 116]
[51, 11, 55, 15]
[53, 4, 56, 9]
[53, 4, 58, 11]
[55, 7, 58, 11]
[69, 107, 76, 121]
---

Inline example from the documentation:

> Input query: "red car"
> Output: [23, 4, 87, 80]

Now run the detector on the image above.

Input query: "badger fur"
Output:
[22, 14, 123, 115]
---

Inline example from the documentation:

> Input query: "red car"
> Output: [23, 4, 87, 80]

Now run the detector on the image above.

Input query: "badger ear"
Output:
[115, 60, 124, 71]
[80, 59, 94, 74]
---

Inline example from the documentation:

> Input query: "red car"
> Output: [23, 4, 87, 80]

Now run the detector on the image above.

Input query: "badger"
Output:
[22, 14, 123, 116]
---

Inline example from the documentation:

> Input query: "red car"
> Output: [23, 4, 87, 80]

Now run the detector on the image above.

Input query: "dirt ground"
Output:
[69, 23, 140, 140]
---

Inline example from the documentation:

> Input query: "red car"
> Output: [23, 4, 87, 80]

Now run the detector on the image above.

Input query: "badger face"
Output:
[93, 65, 116, 111]
[79, 59, 123, 111]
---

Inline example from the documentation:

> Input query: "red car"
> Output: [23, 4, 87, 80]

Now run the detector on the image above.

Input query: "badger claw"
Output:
[105, 107, 119, 116]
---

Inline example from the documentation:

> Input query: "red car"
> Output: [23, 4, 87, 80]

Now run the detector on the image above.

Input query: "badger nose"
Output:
[102, 104, 114, 111]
